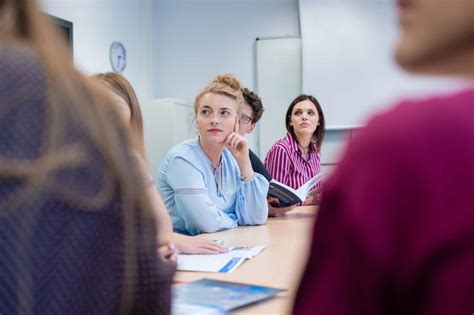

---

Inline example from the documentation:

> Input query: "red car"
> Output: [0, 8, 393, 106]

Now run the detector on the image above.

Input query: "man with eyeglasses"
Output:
[240, 88, 297, 217]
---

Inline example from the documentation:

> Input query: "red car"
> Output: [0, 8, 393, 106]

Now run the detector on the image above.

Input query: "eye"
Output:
[220, 110, 231, 117]
[307, 111, 316, 116]
[294, 110, 302, 116]
[200, 109, 210, 116]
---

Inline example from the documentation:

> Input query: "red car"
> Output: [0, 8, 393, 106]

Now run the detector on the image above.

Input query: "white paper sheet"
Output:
[177, 245, 265, 273]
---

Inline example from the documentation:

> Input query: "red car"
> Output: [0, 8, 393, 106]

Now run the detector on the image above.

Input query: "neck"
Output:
[295, 133, 312, 150]
[199, 137, 224, 167]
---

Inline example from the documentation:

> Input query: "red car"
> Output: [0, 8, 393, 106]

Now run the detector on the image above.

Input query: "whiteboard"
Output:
[256, 36, 302, 159]
[299, 0, 463, 128]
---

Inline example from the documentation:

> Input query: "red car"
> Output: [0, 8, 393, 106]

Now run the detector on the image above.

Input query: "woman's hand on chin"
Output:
[224, 117, 249, 164]
[224, 131, 249, 162]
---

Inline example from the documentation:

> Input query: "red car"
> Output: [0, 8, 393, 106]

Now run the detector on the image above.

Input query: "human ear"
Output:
[248, 123, 256, 134]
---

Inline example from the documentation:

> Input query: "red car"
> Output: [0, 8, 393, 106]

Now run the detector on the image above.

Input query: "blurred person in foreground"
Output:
[0, 0, 174, 314]
[294, 0, 474, 314]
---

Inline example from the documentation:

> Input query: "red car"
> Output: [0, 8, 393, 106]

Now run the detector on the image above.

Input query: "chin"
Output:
[202, 135, 224, 145]
[395, 39, 442, 75]
[394, 29, 474, 76]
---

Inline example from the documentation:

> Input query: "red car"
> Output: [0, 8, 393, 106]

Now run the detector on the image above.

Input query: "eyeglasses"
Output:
[240, 114, 252, 124]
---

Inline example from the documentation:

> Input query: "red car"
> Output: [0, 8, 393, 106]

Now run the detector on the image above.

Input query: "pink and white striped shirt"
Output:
[264, 132, 321, 190]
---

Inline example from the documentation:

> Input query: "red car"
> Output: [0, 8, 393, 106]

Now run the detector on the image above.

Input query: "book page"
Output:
[295, 172, 323, 200]
[177, 245, 265, 273]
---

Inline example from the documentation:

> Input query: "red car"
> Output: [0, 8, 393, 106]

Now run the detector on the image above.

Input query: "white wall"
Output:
[40, 0, 152, 100]
[299, 0, 464, 127]
[256, 37, 302, 158]
[151, 0, 300, 100]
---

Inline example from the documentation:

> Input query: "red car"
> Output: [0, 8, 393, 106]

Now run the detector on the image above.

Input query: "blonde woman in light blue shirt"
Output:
[157, 74, 269, 236]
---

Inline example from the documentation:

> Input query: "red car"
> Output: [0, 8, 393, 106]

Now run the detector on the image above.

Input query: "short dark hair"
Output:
[285, 95, 326, 152]
[241, 88, 264, 123]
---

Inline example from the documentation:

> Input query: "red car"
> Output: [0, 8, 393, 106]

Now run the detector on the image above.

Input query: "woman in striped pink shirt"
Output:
[264, 95, 325, 205]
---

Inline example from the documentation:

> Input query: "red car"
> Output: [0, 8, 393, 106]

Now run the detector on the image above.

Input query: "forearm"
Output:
[176, 195, 238, 235]
[147, 186, 173, 243]
[131, 149, 173, 242]
[235, 173, 269, 225]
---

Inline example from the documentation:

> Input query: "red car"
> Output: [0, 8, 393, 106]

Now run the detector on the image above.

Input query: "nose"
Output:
[210, 112, 219, 125]
[301, 113, 308, 120]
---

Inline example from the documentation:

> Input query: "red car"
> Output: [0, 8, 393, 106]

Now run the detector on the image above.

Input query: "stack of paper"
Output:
[177, 245, 265, 273]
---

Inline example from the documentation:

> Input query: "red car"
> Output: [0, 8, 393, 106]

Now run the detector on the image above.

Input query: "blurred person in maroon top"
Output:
[294, 1, 474, 314]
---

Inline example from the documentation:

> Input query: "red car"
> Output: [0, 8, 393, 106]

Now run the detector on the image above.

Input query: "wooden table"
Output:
[174, 206, 318, 314]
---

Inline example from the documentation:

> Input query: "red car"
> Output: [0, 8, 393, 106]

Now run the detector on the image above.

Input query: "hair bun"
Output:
[213, 74, 241, 91]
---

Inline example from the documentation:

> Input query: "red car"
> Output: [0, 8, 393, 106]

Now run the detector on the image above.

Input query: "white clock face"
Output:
[110, 41, 126, 73]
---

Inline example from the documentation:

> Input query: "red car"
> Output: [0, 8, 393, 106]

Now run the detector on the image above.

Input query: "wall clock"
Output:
[109, 41, 127, 73]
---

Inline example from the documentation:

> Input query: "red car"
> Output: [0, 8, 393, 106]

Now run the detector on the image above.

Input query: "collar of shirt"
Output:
[284, 132, 316, 158]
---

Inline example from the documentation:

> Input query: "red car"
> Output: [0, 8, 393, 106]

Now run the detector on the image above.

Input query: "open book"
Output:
[172, 279, 285, 314]
[177, 245, 265, 273]
[268, 172, 323, 207]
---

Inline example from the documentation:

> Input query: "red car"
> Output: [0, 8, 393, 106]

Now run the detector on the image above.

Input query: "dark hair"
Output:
[285, 95, 326, 152]
[241, 87, 264, 123]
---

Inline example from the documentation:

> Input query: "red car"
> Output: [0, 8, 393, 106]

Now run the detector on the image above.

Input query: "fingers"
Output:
[193, 247, 225, 255]
[168, 251, 178, 263]
[268, 204, 297, 217]
[267, 197, 279, 206]
[196, 240, 227, 253]
[176, 237, 229, 254]
[225, 132, 245, 150]
[234, 116, 239, 133]
[303, 196, 315, 206]
[280, 205, 297, 213]
[157, 243, 178, 263]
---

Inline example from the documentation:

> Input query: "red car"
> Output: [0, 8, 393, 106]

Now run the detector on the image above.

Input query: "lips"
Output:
[396, 0, 413, 26]
[208, 128, 222, 132]
[396, 0, 412, 10]
[300, 123, 310, 127]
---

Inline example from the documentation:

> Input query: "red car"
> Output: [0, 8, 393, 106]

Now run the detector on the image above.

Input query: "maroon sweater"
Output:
[294, 88, 474, 315]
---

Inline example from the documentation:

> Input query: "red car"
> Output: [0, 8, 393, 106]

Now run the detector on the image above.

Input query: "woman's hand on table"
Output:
[174, 233, 228, 254]
[305, 188, 322, 205]
[267, 197, 297, 217]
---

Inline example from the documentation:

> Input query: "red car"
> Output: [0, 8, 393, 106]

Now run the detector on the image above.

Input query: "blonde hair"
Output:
[92, 72, 147, 161]
[0, 0, 162, 312]
[194, 74, 245, 116]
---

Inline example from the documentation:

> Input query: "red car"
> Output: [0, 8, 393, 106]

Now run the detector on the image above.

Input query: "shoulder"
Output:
[0, 45, 48, 159]
[352, 88, 474, 158]
[267, 134, 295, 157]
[0, 44, 43, 70]
[163, 139, 197, 161]
[331, 88, 474, 194]
[162, 138, 206, 172]
[0, 45, 46, 106]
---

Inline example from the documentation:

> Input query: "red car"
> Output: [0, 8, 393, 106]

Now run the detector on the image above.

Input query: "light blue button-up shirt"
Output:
[157, 138, 269, 236]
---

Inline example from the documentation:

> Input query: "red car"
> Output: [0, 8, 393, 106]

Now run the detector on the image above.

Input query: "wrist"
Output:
[240, 172, 255, 182]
